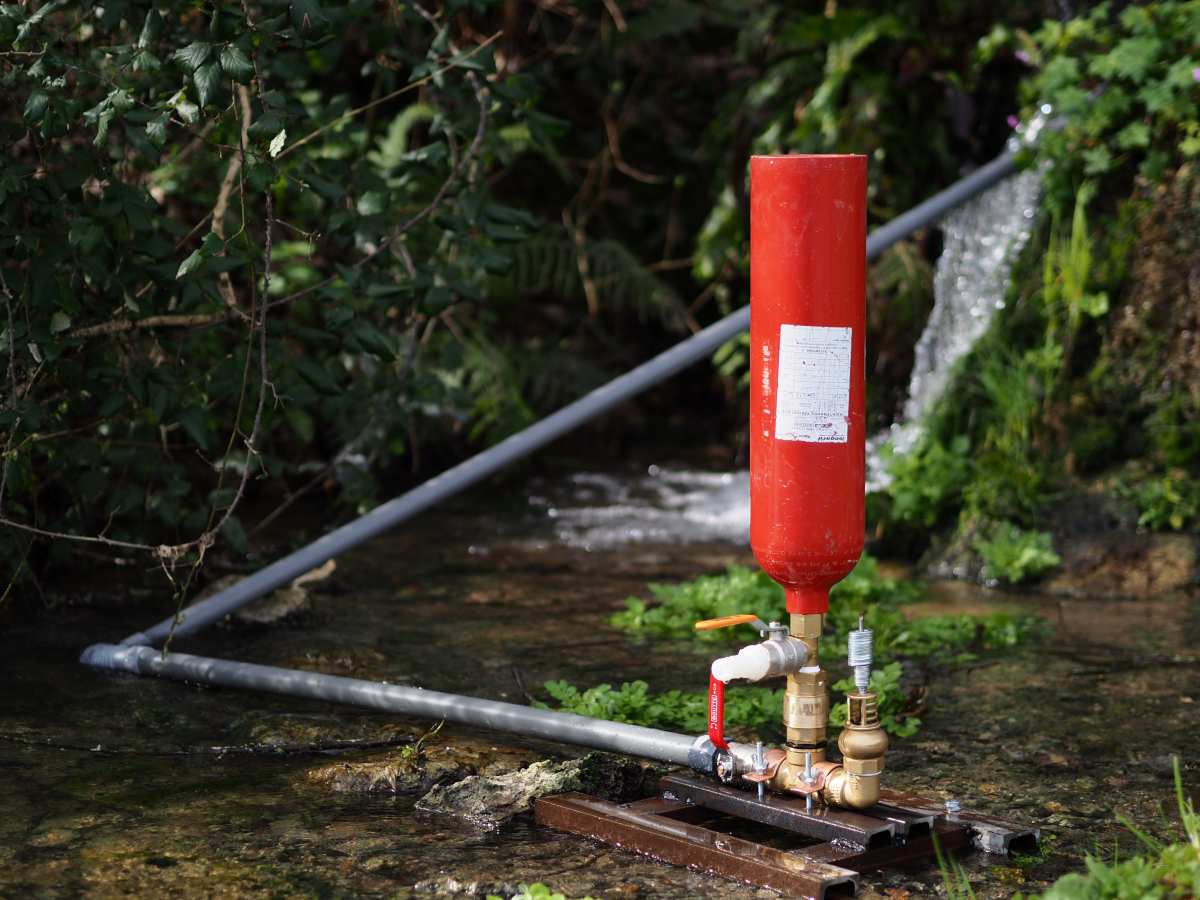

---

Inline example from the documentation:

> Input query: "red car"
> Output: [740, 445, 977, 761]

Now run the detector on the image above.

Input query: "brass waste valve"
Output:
[766, 614, 888, 810]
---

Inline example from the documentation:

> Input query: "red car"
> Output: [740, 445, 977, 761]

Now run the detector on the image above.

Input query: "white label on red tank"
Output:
[774, 324, 851, 443]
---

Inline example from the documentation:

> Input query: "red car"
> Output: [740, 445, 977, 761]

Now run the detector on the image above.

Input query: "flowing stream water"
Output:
[2, 483, 1198, 897]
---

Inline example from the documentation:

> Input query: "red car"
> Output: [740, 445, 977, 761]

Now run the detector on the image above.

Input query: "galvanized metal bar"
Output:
[876, 788, 1040, 855]
[534, 792, 859, 899]
[661, 775, 895, 848]
[112, 145, 1034, 650]
[78, 644, 705, 768]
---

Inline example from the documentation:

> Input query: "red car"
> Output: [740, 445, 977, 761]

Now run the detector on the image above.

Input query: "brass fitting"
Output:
[821, 691, 888, 809]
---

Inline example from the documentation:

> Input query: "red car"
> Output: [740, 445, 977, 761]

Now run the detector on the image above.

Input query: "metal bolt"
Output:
[804, 750, 814, 813]
[754, 741, 765, 803]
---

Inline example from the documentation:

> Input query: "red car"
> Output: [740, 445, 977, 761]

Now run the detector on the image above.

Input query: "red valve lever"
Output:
[707, 672, 728, 750]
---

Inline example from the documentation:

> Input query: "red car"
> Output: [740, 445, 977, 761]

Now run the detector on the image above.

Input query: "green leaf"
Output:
[285, 406, 315, 443]
[173, 41, 212, 71]
[220, 514, 248, 554]
[23, 90, 48, 122]
[248, 112, 284, 140]
[176, 248, 206, 279]
[132, 49, 161, 72]
[219, 45, 254, 82]
[194, 62, 221, 107]
[138, 9, 161, 48]
[268, 128, 287, 158]
[50, 312, 71, 334]
[177, 407, 212, 451]
[1116, 121, 1150, 150]
[290, 0, 327, 31]
[145, 113, 169, 146]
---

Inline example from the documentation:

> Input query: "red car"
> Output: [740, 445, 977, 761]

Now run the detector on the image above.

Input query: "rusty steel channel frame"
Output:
[534, 793, 861, 899]
[534, 778, 1039, 898]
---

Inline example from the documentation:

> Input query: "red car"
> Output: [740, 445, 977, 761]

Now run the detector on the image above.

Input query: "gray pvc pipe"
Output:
[81, 643, 707, 768]
[118, 147, 1022, 649]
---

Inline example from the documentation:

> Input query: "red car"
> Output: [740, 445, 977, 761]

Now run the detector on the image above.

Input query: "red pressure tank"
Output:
[749, 155, 867, 617]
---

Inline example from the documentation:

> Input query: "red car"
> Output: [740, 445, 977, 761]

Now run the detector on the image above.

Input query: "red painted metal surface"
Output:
[707, 672, 727, 750]
[749, 155, 867, 616]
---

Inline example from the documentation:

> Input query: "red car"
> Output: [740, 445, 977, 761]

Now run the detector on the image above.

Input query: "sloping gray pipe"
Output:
[115, 147, 1022, 649]
[81, 643, 716, 770]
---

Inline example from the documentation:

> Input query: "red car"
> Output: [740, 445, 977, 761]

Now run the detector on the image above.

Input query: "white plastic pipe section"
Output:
[710, 636, 809, 684]
[81, 643, 718, 769]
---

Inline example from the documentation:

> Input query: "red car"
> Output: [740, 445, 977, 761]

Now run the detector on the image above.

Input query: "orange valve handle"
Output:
[694, 614, 763, 632]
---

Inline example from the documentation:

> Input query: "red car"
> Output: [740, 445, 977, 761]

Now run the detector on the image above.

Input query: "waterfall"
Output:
[536, 169, 1043, 547]
[865, 167, 1043, 490]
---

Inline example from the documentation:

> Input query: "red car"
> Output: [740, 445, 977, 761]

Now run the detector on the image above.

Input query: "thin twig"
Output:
[65, 312, 233, 340]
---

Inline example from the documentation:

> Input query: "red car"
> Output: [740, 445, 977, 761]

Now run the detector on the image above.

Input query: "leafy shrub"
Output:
[611, 554, 1043, 667]
[538, 678, 782, 736]
[539, 661, 918, 738]
[1020, 2, 1200, 212]
[1121, 469, 1200, 532]
[973, 522, 1060, 584]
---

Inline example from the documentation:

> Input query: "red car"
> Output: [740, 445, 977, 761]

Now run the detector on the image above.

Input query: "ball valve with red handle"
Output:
[694, 615, 809, 752]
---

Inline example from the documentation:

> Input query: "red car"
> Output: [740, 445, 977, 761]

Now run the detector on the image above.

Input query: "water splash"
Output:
[866, 166, 1043, 490]
[530, 467, 751, 548]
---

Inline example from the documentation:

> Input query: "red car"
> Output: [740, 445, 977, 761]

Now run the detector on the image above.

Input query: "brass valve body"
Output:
[764, 614, 888, 809]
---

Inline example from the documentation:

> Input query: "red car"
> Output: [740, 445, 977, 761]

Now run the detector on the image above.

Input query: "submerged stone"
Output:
[416, 753, 657, 830]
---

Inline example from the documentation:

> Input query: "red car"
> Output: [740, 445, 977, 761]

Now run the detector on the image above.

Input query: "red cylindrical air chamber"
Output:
[749, 155, 867, 616]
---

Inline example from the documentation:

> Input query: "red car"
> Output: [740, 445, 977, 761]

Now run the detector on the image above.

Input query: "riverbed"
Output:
[2, 465, 1197, 898]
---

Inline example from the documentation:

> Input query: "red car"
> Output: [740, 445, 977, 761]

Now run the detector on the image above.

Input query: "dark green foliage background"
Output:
[2, 0, 1197, 588]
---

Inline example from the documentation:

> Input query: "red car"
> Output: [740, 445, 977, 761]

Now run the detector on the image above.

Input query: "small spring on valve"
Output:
[847, 613, 873, 695]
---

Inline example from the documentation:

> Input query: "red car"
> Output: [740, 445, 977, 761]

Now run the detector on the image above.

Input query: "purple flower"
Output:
[1193, 66, 1200, 83]
[1015, 50, 1032, 65]
[1007, 115, 1020, 129]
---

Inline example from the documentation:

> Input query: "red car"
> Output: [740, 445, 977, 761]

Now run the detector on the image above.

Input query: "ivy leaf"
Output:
[173, 41, 211, 71]
[219, 45, 254, 82]
[194, 62, 221, 107]
[268, 128, 287, 158]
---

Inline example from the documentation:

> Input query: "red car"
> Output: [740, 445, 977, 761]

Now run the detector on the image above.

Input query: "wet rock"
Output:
[307, 746, 470, 795]
[203, 559, 336, 628]
[1043, 533, 1197, 598]
[226, 712, 419, 749]
[416, 753, 655, 830]
[305, 732, 542, 796]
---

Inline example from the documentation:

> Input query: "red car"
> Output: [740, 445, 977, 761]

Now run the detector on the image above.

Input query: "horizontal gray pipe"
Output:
[121, 147, 1021, 648]
[81, 643, 706, 768]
